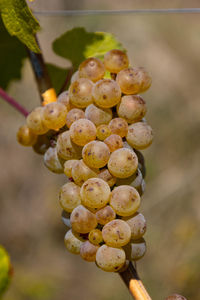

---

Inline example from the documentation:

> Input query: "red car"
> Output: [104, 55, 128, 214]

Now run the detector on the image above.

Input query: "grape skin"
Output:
[44, 147, 64, 174]
[32, 134, 51, 155]
[66, 108, 85, 128]
[59, 182, 81, 213]
[108, 118, 128, 137]
[89, 229, 103, 245]
[123, 238, 146, 261]
[70, 70, 79, 83]
[42, 102, 67, 130]
[96, 205, 116, 225]
[82, 141, 110, 169]
[56, 131, 82, 161]
[80, 241, 99, 262]
[57, 91, 73, 111]
[165, 295, 187, 300]
[104, 134, 123, 152]
[92, 79, 121, 108]
[110, 185, 141, 217]
[70, 205, 97, 234]
[126, 122, 153, 150]
[69, 78, 94, 108]
[85, 104, 112, 126]
[64, 159, 78, 178]
[96, 124, 112, 141]
[116, 168, 143, 189]
[102, 219, 131, 247]
[123, 212, 146, 240]
[61, 210, 71, 229]
[96, 245, 126, 272]
[80, 178, 111, 209]
[17, 125, 37, 146]
[70, 119, 97, 146]
[97, 168, 116, 187]
[104, 49, 129, 73]
[79, 57, 105, 82]
[27, 107, 48, 135]
[71, 159, 99, 186]
[64, 229, 84, 254]
[108, 148, 138, 178]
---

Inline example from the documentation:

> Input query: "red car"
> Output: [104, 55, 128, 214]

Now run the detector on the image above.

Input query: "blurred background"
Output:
[0, 1, 200, 299]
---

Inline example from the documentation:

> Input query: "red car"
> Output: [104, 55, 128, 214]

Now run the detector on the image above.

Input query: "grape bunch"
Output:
[17, 49, 153, 272]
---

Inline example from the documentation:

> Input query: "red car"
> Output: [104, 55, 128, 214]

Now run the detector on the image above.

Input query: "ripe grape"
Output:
[82, 141, 110, 168]
[64, 229, 84, 254]
[71, 159, 99, 186]
[61, 210, 71, 229]
[17, 125, 37, 146]
[123, 212, 146, 239]
[80, 241, 99, 262]
[80, 178, 111, 209]
[70, 119, 96, 146]
[126, 122, 153, 150]
[27, 107, 48, 135]
[89, 229, 103, 245]
[98, 168, 116, 187]
[56, 131, 82, 161]
[64, 159, 78, 177]
[32, 134, 51, 155]
[69, 78, 94, 108]
[123, 238, 146, 261]
[59, 182, 81, 213]
[96, 124, 112, 141]
[108, 118, 128, 137]
[71, 70, 79, 83]
[108, 148, 138, 178]
[57, 91, 73, 111]
[116, 67, 152, 95]
[110, 185, 141, 217]
[79, 57, 105, 82]
[44, 147, 64, 173]
[96, 245, 126, 272]
[92, 79, 121, 108]
[70, 205, 97, 233]
[116, 168, 143, 189]
[96, 205, 116, 225]
[165, 295, 187, 300]
[102, 219, 131, 247]
[104, 49, 129, 73]
[85, 104, 112, 126]
[117, 95, 147, 123]
[104, 134, 123, 152]
[66, 108, 85, 128]
[42, 102, 67, 130]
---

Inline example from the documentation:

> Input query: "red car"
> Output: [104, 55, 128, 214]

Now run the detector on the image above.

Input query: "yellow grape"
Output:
[96, 124, 112, 141]
[82, 141, 110, 168]
[116, 67, 152, 95]
[69, 119, 96, 146]
[69, 78, 94, 108]
[104, 134, 123, 152]
[70, 205, 97, 233]
[80, 178, 111, 209]
[64, 229, 84, 254]
[102, 219, 131, 247]
[70, 70, 79, 83]
[17, 124, 37, 146]
[126, 122, 153, 150]
[96, 205, 116, 225]
[89, 229, 103, 245]
[96, 245, 126, 272]
[110, 185, 141, 217]
[108, 148, 138, 178]
[71, 159, 99, 186]
[123, 212, 146, 240]
[57, 90, 74, 111]
[104, 49, 129, 73]
[66, 108, 85, 128]
[56, 131, 82, 161]
[59, 182, 81, 212]
[123, 238, 146, 261]
[42, 102, 67, 130]
[80, 241, 99, 262]
[26, 107, 48, 135]
[79, 57, 105, 82]
[63, 159, 78, 178]
[97, 168, 116, 187]
[43, 147, 64, 173]
[85, 104, 112, 126]
[92, 79, 121, 108]
[108, 117, 128, 137]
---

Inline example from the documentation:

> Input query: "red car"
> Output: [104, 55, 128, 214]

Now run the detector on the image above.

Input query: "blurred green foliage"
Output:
[0, 246, 11, 297]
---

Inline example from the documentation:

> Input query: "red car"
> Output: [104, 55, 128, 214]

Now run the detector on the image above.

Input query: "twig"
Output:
[0, 87, 29, 117]
[59, 67, 74, 95]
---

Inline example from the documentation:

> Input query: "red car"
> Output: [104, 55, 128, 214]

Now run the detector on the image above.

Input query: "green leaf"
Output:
[0, 0, 40, 53]
[0, 245, 12, 296]
[53, 27, 124, 69]
[0, 17, 27, 90]
[46, 63, 69, 94]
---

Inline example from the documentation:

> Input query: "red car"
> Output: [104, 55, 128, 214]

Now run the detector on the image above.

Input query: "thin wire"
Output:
[34, 8, 200, 16]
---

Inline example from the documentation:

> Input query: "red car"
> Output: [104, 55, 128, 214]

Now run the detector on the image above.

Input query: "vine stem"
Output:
[0, 87, 29, 117]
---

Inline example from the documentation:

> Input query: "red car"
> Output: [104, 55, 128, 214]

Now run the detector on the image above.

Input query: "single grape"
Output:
[97, 168, 116, 187]
[61, 210, 71, 229]
[123, 212, 146, 240]
[71, 159, 99, 186]
[70, 119, 96, 146]
[89, 229, 103, 245]
[32, 134, 51, 155]
[69, 78, 94, 108]
[92, 79, 121, 108]
[110, 185, 141, 217]
[70, 205, 97, 233]
[116, 67, 152, 95]
[70, 70, 79, 83]
[116, 168, 143, 189]
[26, 107, 48, 135]
[96, 245, 126, 272]
[96, 205, 116, 225]
[17, 125, 37, 146]
[64, 159, 78, 178]
[42, 102, 67, 130]
[102, 219, 131, 247]
[123, 238, 146, 261]
[66, 108, 85, 128]
[117, 95, 147, 123]
[57, 90, 75, 111]
[79, 57, 105, 82]
[104, 49, 129, 73]
[44, 147, 64, 173]
[82, 141, 110, 168]
[80, 178, 111, 209]
[165, 295, 187, 300]
[108, 118, 128, 137]
[126, 122, 153, 150]
[59, 182, 81, 213]
[96, 124, 112, 141]
[56, 131, 82, 160]
[64, 229, 84, 254]
[80, 241, 99, 262]
[85, 104, 112, 126]
[108, 148, 138, 178]
[104, 134, 123, 152]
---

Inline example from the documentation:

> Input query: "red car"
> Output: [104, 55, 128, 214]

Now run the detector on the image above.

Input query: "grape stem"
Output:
[59, 66, 74, 94]
[119, 262, 152, 300]
[0, 87, 29, 117]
